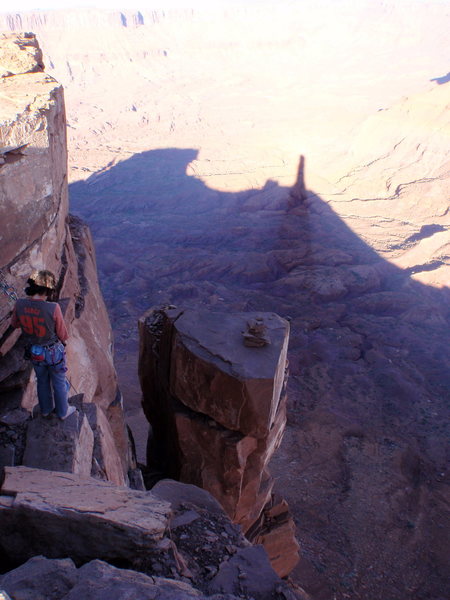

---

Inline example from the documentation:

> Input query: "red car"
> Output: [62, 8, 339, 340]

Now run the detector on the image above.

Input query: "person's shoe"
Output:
[60, 405, 76, 421]
[40, 407, 54, 418]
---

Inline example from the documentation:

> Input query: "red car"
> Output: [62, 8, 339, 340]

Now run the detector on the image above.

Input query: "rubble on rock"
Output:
[0, 467, 299, 600]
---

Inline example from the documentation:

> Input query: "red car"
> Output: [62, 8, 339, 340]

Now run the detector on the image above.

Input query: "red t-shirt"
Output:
[12, 298, 68, 345]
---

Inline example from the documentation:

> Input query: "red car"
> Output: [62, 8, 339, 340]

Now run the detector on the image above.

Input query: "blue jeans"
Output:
[32, 347, 68, 418]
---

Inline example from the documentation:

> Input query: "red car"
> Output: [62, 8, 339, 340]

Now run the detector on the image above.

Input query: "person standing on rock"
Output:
[11, 269, 76, 420]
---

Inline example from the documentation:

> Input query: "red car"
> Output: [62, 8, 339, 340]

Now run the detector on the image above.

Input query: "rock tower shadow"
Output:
[70, 149, 450, 600]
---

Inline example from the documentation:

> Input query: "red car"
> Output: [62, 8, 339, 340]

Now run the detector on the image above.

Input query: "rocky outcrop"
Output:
[139, 306, 300, 577]
[0, 33, 132, 483]
[7, 395, 125, 485]
[0, 466, 170, 565]
[2, 7, 449, 598]
[23, 404, 94, 477]
[0, 466, 299, 600]
[0, 32, 44, 77]
[0, 558, 236, 600]
[0, 394, 130, 489]
[0, 556, 298, 600]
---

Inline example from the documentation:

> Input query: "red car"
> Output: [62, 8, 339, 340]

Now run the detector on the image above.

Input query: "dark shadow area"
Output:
[70, 149, 450, 600]
[405, 223, 447, 244]
[430, 71, 450, 85]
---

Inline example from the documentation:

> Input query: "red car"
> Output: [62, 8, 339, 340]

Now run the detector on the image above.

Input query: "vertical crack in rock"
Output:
[138, 306, 185, 483]
[68, 215, 90, 318]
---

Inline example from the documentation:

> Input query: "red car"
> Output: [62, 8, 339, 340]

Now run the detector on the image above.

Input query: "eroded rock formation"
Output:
[0, 32, 44, 77]
[0, 33, 132, 482]
[139, 306, 300, 577]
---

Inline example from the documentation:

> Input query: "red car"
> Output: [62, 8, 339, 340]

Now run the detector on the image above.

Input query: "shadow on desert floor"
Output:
[70, 148, 450, 600]
[69, 147, 450, 437]
[430, 71, 450, 85]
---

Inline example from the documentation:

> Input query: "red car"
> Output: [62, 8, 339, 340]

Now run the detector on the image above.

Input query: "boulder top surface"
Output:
[171, 308, 289, 380]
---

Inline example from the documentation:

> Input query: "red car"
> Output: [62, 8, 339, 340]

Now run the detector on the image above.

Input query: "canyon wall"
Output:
[0, 33, 132, 481]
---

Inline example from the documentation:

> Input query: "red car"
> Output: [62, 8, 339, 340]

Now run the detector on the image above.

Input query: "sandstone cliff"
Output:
[0, 32, 132, 483]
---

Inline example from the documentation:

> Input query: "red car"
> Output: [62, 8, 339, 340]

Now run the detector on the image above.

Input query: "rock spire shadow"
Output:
[70, 149, 450, 600]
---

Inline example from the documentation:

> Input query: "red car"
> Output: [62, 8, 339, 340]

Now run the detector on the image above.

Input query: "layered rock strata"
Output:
[0, 466, 299, 600]
[0, 34, 132, 482]
[138, 306, 300, 577]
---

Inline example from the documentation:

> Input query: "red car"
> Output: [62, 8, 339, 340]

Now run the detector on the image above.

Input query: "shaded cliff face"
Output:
[1, 5, 449, 600]
[0, 33, 131, 481]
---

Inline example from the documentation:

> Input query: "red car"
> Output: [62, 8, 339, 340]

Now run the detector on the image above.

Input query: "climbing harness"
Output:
[0, 269, 18, 304]
[29, 342, 65, 366]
